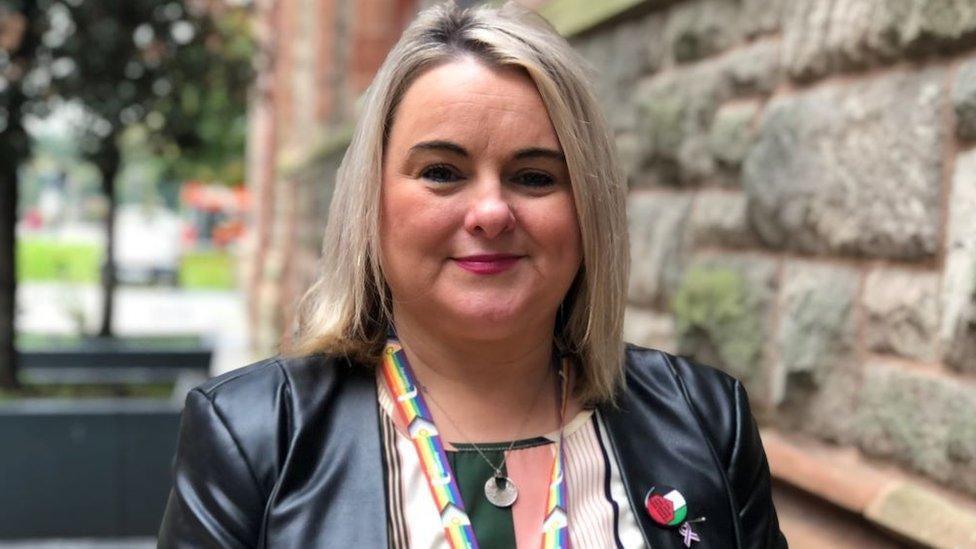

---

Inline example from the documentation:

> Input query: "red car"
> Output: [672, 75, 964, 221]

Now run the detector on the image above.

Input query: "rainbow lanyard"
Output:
[380, 338, 571, 549]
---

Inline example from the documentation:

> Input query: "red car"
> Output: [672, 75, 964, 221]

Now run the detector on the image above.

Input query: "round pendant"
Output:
[484, 475, 518, 508]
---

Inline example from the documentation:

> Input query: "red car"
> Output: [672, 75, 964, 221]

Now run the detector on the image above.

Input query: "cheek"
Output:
[527, 196, 582, 270]
[380, 182, 457, 265]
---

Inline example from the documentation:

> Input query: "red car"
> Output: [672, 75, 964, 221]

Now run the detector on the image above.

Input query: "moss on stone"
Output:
[857, 366, 976, 494]
[639, 91, 686, 159]
[708, 102, 759, 167]
[948, 415, 976, 465]
[664, 0, 737, 63]
[671, 265, 764, 383]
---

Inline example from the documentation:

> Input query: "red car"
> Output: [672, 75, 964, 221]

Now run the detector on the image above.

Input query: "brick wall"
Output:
[244, 0, 420, 353]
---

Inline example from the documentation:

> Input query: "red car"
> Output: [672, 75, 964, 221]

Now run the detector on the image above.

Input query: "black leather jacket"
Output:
[158, 345, 788, 548]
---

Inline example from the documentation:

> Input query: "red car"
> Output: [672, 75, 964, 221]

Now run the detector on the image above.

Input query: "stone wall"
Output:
[560, 0, 976, 524]
[248, 0, 976, 543]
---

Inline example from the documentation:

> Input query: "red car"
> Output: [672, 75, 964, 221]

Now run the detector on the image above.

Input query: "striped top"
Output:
[378, 373, 647, 549]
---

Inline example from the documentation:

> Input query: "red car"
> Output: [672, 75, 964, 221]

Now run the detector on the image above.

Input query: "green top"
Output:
[447, 437, 551, 549]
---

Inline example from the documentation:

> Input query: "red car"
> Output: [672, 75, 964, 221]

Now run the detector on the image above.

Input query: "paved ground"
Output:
[9, 285, 250, 546]
[0, 539, 155, 548]
[17, 282, 253, 376]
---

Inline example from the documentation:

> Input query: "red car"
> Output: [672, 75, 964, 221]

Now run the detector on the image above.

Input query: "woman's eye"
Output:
[420, 164, 460, 183]
[513, 171, 555, 188]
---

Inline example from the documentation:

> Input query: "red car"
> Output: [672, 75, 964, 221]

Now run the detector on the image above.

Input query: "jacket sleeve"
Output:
[726, 380, 788, 548]
[157, 388, 265, 549]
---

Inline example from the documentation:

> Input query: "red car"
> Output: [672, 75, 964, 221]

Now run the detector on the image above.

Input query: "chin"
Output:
[439, 296, 550, 340]
[456, 306, 521, 330]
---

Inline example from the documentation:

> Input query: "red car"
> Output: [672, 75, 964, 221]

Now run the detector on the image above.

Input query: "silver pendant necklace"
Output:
[459, 434, 520, 507]
[484, 474, 518, 507]
[421, 366, 557, 509]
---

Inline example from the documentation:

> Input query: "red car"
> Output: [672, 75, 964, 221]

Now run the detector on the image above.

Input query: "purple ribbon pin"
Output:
[678, 522, 700, 547]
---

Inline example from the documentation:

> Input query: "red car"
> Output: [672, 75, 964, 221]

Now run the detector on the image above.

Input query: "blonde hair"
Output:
[292, 1, 629, 403]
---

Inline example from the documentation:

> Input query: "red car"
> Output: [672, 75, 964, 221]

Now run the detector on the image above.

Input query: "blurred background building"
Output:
[244, 0, 976, 547]
[3, 0, 976, 546]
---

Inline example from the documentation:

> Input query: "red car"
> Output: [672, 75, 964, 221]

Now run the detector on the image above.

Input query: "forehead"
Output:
[387, 57, 562, 152]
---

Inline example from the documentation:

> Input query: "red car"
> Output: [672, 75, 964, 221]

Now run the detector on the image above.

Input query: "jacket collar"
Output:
[597, 349, 738, 548]
[330, 351, 736, 549]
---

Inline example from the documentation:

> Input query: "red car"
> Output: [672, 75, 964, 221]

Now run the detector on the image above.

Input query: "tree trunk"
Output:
[96, 143, 121, 338]
[0, 4, 38, 390]
[0, 139, 20, 390]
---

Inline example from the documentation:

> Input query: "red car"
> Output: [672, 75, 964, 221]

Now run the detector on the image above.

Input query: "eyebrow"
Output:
[410, 140, 467, 156]
[408, 140, 565, 162]
[515, 147, 566, 162]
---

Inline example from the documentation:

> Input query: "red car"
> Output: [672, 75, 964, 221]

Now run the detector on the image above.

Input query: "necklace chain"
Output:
[380, 339, 571, 546]
[420, 365, 555, 477]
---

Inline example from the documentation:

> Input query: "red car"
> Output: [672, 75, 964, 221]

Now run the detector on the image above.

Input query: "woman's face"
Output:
[379, 57, 582, 341]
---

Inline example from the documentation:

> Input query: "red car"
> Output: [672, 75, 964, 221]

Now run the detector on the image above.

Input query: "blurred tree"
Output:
[0, 0, 39, 389]
[26, 0, 254, 337]
[0, 0, 252, 385]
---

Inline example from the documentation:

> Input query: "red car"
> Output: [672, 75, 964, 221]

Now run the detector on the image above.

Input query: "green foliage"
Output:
[17, 236, 236, 290]
[672, 265, 764, 380]
[24, 0, 254, 183]
[0, 0, 39, 151]
[148, 5, 255, 184]
[179, 249, 234, 289]
[16, 332, 203, 350]
[16, 237, 101, 283]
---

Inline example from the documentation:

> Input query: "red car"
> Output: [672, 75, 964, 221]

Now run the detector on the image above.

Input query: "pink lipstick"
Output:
[453, 254, 522, 275]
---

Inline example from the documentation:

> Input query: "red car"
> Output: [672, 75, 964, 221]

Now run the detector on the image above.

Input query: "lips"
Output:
[453, 254, 523, 275]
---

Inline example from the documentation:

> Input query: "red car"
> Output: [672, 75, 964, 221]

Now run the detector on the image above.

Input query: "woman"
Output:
[158, 3, 787, 548]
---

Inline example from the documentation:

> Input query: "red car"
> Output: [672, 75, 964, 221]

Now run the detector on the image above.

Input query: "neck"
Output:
[391, 309, 564, 443]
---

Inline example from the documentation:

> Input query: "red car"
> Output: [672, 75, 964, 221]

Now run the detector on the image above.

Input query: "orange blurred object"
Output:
[180, 181, 250, 248]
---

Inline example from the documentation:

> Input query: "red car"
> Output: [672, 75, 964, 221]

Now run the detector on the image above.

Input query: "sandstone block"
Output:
[743, 68, 945, 260]
[635, 40, 779, 186]
[623, 307, 676, 353]
[782, 0, 899, 81]
[782, 0, 976, 82]
[615, 131, 641, 188]
[721, 40, 782, 96]
[739, 0, 785, 39]
[943, 150, 976, 372]
[627, 192, 692, 308]
[953, 58, 976, 141]
[897, 0, 976, 54]
[863, 268, 940, 362]
[573, 12, 664, 134]
[865, 483, 976, 549]
[775, 262, 859, 442]
[778, 263, 858, 380]
[636, 69, 720, 185]
[857, 364, 976, 496]
[672, 254, 778, 405]
[664, 0, 785, 64]
[665, 0, 741, 63]
[708, 100, 760, 168]
[946, 301, 976, 372]
[690, 190, 756, 248]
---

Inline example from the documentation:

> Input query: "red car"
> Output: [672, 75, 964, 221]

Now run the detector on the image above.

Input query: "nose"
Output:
[463, 179, 516, 239]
